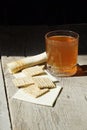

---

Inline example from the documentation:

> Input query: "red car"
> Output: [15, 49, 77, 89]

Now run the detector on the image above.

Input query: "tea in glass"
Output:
[45, 30, 79, 76]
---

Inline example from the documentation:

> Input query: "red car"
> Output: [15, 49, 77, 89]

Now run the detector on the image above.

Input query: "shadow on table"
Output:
[74, 64, 87, 76]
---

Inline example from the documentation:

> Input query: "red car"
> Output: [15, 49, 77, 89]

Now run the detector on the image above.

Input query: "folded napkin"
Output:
[12, 72, 62, 107]
[12, 85, 61, 107]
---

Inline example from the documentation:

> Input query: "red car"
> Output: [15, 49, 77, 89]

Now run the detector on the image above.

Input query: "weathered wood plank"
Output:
[0, 61, 11, 130]
[1, 55, 87, 130]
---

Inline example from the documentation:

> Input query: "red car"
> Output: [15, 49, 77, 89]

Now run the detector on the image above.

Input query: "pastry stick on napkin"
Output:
[7, 52, 47, 73]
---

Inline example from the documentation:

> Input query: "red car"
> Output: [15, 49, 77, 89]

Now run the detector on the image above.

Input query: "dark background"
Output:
[0, 1, 87, 25]
[0, 1, 87, 56]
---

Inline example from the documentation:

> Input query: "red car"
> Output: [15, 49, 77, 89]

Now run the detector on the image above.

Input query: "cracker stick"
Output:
[23, 85, 49, 98]
[33, 77, 56, 89]
[7, 52, 47, 73]
[22, 65, 45, 76]
[12, 77, 34, 88]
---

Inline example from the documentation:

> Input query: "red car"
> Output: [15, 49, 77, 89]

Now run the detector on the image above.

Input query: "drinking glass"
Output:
[45, 30, 79, 77]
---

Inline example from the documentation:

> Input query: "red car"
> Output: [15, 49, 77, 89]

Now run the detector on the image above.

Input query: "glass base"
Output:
[46, 64, 77, 77]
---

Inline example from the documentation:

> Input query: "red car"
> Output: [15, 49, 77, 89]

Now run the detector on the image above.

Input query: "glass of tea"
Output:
[45, 30, 79, 77]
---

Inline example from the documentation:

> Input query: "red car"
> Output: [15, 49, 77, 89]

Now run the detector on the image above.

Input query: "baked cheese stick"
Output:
[7, 52, 47, 73]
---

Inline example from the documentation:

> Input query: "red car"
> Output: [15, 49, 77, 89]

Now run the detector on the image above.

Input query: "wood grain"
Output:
[0, 61, 11, 130]
[1, 55, 87, 130]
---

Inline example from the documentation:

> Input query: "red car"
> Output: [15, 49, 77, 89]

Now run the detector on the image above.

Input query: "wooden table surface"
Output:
[0, 25, 87, 130]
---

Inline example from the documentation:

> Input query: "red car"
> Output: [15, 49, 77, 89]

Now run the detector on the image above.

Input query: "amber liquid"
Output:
[46, 35, 78, 76]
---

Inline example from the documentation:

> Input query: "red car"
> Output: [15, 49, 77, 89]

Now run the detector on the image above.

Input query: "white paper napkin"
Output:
[12, 72, 62, 107]
[12, 85, 61, 106]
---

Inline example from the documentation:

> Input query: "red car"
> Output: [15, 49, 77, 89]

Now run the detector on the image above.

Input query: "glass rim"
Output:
[45, 30, 79, 42]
